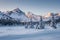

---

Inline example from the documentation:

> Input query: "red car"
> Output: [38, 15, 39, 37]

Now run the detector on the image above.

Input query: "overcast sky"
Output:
[0, 0, 60, 15]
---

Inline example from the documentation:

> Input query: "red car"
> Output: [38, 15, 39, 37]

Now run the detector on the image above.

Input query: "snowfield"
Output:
[0, 23, 60, 40]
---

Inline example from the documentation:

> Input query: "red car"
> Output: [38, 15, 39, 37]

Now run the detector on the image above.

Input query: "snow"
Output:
[0, 26, 43, 36]
[0, 23, 60, 40]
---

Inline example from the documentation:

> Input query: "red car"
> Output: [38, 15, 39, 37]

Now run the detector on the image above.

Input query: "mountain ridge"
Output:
[0, 8, 60, 22]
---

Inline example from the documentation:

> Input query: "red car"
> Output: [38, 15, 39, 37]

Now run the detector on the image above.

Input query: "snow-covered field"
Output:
[0, 23, 60, 40]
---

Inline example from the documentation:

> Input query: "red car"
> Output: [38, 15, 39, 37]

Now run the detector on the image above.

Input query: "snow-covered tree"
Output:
[50, 13, 57, 29]
[25, 18, 34, 29]
[37, 16, 44, 29]
[25, 23, 28, 28]
[29, 18, 34, 28]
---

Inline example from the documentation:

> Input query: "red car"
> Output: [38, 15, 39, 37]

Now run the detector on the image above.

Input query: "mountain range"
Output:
[0, 8, 60, 22]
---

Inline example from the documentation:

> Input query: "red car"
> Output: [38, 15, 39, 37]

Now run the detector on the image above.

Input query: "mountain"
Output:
[0, 11, 12, 19]
[0, 11, 18, 25]
[43, 13, 60, 23]
[26, 12, 40, 21]
[45, 13, 60, 18]
[6, 8, 29, 22]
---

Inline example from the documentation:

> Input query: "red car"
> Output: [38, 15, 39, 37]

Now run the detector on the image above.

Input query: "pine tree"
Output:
[37, 16, 44, 29]
[50, 13, 57, 29]
[29, 18, 34, 28]
[36, 23, 39, 29]
[25, 23, 28, 28]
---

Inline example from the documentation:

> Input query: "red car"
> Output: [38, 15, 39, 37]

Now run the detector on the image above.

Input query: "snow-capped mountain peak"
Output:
[13, 8, 20, 12]
[26, 12, 40, 21]
[5, 8, 29, 22]
[12, 8, 25, 14]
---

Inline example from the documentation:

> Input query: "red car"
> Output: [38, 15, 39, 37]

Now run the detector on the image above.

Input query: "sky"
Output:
[0, 0, 60, 15]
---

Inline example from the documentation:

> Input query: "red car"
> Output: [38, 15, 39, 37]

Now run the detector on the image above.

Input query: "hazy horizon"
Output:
[0, 0, 60, 15]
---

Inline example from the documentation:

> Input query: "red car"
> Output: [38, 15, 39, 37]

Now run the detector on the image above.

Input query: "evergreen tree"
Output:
[50, 13, 57, 29]
[29, 18, 34, 28]
[37, 16, 44, 29]
[25, 23, 28, 28]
